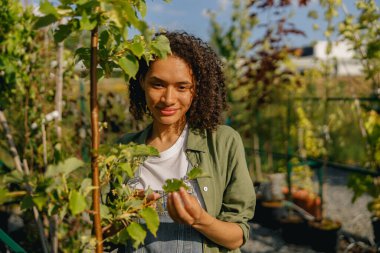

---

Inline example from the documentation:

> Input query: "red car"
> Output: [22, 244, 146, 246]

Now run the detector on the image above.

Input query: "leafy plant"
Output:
[162, 167, 206, 193]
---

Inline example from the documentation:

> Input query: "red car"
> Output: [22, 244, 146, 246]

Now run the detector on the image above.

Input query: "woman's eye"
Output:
[152, 83, 163, 88]
[178, 85, 191, 91]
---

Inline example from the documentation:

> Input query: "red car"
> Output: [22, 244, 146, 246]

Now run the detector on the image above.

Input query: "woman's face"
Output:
[141, 55, 195, 128]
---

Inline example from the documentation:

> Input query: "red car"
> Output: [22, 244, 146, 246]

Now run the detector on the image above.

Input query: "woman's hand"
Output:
[167, 187, 213, 226]
[167, 187, 244, 250]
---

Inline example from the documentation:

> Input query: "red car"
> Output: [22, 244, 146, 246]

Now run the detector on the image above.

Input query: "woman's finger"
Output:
[179, 187, 201, 219]
[171, 191, 194, 224]
[167, 193, 181, 222]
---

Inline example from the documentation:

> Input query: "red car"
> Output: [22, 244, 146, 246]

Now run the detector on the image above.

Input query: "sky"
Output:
[144, 0, 360, 47]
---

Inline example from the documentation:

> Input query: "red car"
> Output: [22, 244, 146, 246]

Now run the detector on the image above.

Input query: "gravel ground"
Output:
[241, 168, 378, 253]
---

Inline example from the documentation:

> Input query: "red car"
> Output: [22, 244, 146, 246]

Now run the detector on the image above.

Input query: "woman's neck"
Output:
[147, 121, 187, 152]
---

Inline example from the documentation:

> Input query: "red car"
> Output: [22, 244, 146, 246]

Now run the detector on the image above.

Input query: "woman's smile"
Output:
[142, 55, 195, 128]
[158, 107, 178, 116]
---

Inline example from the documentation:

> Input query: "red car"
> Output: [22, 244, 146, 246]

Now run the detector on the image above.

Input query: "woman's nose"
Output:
[161, 87, 175, 104]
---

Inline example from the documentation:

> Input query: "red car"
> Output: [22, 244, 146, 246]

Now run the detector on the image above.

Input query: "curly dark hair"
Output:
[129, 31, 227, 131]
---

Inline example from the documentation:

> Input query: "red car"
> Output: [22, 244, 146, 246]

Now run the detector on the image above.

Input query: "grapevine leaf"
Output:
[139, 207, 159, 237]
[118, 55, 139, 79]
[162, 178, 188, 193]
[69, 190, 87, 215]
[151, 35, 171, 59]
[127, 222, 146, 249]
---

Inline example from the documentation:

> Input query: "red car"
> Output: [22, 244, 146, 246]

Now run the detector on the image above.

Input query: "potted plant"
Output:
[348, 174, 380, 246]
[280, 158, 321, 245]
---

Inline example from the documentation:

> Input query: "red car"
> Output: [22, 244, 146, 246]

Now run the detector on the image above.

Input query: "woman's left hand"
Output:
[167, 187, 209, 226]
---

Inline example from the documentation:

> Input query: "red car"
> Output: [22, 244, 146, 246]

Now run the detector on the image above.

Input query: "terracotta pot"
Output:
[282, 187, 321, 219]
[308, 219, 341, 253]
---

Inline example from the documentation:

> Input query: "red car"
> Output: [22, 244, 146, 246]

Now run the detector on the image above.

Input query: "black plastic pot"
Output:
[252, 200, 286, 229]
[280, 213, 309, 245]
[372, 216, 380, 246]
[308, 219, 341, 253]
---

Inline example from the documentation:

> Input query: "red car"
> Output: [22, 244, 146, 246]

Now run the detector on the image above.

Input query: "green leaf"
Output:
[139, 207, 159, 237]
[99, 30, 110, 48]
[0, 188, 9, 204]
[45, 157, 84, 178]
[34, 14, 58, 29]
[54, 23, 73, 43]
[367, 41, 380, 59]
[307, 10, 318, 19]
[69, 190, 87, 215]
[130, 40, 145, 58]
[80, 178, 94, 196]
[119, 163, 133, 178]
[187, 167, 206, 180]
[118, 55, 139, 79]
[80, 11, 97, 31]
[138, 1, 147, 18]
[100, 204, 111, 220]
[3, 170, 24, 184]
[162, 178, 188, 193]
[33, 195, 48, 211]
[151, 35, 171, 59]
[127, 222, 146, 248]
[39, 1, 59, 17]
[129, 145, 159, 157]
[21, 195, 34, 210]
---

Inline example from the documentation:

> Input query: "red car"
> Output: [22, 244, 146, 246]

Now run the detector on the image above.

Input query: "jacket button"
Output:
[203, 187, 208, 192]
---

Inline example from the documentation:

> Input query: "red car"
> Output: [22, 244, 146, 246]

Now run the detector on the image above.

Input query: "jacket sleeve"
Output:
[216, 128, 256, 245]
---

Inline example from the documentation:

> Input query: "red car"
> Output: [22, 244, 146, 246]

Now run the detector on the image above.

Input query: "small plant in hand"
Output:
[162, 167, 206, 193]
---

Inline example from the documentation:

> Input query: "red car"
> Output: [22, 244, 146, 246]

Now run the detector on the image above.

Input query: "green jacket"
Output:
[118, 124, 256, 253]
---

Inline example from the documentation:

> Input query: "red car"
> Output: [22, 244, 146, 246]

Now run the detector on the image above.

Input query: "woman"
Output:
[119, 31, 255, 253]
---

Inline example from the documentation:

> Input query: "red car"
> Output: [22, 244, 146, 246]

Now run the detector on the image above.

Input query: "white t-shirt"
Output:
[136, 125, 189, 190]
[130, 125, 205, 211]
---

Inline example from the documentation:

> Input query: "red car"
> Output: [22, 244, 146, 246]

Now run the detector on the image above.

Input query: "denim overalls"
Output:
[123, 186, 204, 253]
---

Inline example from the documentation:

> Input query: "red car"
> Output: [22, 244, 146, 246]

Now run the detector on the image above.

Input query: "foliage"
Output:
[35, 0, 171, 81]
[162, 167, 207, 193]
[0, 0, 173, 251]
[209, 0, 311, 176]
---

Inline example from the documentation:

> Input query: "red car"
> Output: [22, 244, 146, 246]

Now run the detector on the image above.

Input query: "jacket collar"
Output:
[187, 128, 208, 153]
[136, 124, 208, 153]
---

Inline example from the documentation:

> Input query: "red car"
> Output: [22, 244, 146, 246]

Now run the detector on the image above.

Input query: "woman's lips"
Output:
[159, 108, 177, 116]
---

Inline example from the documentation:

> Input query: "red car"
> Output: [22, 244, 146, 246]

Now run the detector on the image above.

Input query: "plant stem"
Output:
[90, 25, 103, 252]
[0, 111, 23, 172]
